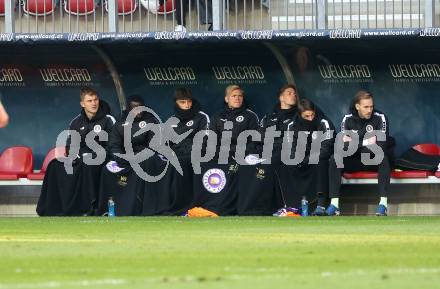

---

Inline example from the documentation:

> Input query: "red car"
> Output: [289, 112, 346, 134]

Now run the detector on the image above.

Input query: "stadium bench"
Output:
[343, 143, 440, 184]
[0, 146, 33, 181]
[27, 147, 65, 181]
[23, 0, 57, 16]
[105, 0, 137, 15]
[342, 171, 440, 185]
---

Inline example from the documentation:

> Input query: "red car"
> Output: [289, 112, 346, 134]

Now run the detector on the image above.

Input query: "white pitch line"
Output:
[0, 238, 106, 243]
[0, 279, 126, 289]
[321, 267, 440, 277]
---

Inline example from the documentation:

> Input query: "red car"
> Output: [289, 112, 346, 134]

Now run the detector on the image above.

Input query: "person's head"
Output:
[298, 98, 316, 121]
[224, 85, 244, 109]
[278, 84, 297, 109]
[354, 90, 374, 119]
[175, 87, 193, 110]
[80, 87, 99, 118]
[127, 95, 145, 110]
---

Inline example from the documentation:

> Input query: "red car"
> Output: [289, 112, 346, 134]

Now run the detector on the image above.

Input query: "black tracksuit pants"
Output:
[329, 153, 391, 198]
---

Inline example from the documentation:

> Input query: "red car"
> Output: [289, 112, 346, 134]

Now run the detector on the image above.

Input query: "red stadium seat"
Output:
[413, 143, 440, 156]
[343, 171, 378, 179]
[390, 143, 440, 179]
[105, 0, 137, 15]
[140, 0, 175, 15]
[27, 147, 65, 180]
[23, 0, 56, 16]
[0, 146, 33, 180]
[156, 0, 175, 14]
[64, 0, 97, 15]
[344, 144, 440, 180]
[0, 0, 5, 16]
[436, 171, 440, 178]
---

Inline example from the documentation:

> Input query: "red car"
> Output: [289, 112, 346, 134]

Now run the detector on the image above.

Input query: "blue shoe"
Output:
[325, 204, 340, 216]
[285, 207, 299, 214]
[375, 204, 387, 216]
[313, 206, 326, 216]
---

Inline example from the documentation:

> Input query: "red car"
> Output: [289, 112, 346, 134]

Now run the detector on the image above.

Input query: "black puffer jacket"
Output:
[108, 108, 159, 167]
[209, 104, 260, 158]
[259, 104, 298, 153]
[169, 99, 210, 156]
[314, 109, 336, 160]
[66, 100, 115, 156]
[288, 110, 336, 164]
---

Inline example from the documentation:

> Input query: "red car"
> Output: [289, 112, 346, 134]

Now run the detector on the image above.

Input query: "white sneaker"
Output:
[174, 25, 187, 32]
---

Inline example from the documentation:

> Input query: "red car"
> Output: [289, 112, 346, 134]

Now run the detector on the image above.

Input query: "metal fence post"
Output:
[213, 0, 223, 30]
[5, 0, 15, 33]
[108, 0, 119, 32]
[316, 0, 328, 29]
[424, 0, 435, 28]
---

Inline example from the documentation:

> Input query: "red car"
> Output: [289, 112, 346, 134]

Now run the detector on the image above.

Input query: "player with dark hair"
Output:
[326, 90, 393, 216]
[161, 87, 210, 215]
[97, 95, 159, 216]
[237, 84, 298, 215]
[294, 98, 335, 216]
[37, 87, 115, 216]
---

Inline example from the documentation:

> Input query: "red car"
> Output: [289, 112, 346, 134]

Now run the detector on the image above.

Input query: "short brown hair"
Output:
[354, 90, 373, 105]
[80, 87, 98, 101]
[225, 85, 243, 97]
[298, 98, 315, 114]
[278, 84, 297, 97]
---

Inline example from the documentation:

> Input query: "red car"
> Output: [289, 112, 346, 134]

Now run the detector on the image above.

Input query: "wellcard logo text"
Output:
[318, 65, 372, 83]
[389, 64, 440, 82]
[143, 66, 197, 86]
[212, 66, 266, 84]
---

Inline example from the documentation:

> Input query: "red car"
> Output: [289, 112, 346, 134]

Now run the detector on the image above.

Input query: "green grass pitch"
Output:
[0, 217, 439, 289]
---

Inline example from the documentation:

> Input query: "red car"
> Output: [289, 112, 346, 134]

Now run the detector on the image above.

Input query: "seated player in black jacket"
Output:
[326, 90, 392, 216]
[191, 84, 259, 216]
[97, 95, 159, 216]
[37, 87, 115, 216]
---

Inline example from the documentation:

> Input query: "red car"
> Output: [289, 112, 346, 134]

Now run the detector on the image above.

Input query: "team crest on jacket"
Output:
[312, 131, 318, 140]
[139, 121, 147, 128]
[118, 175, 128, 187]
[236, 115, 244, 122]
[366, 124, 374, 132]
[203, 169, 226, 193]
[256, 168, 265, 179]
[93, 125, 102, 133]
[228, 164, 239, 173]
[186, 120, 194, 127]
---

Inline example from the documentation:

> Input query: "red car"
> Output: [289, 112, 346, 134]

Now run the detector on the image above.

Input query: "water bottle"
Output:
[301, 196, 308, 217]
[108, 197, 115, 217]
